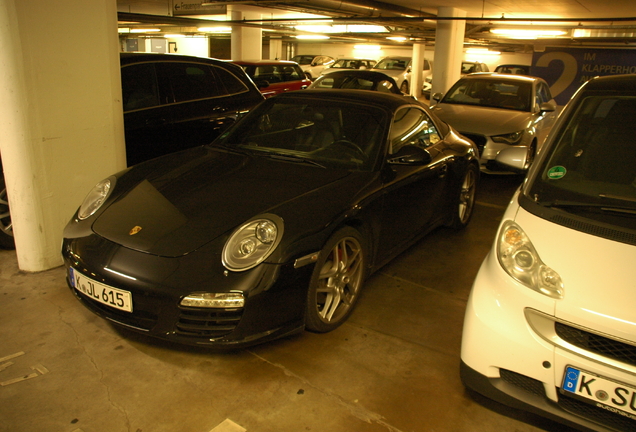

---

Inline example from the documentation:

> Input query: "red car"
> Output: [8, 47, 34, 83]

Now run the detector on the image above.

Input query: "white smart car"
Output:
[461, 74, 636, 431]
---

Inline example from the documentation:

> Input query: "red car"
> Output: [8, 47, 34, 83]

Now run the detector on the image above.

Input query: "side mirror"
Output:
[495, 147, 529, 173]
[387, 145, 432, 166]
[254, 79, 270, 89]
[539, 101, 556, 113]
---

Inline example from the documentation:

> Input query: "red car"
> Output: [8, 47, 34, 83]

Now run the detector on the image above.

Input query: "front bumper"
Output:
[62, 234, 312, 348]
[461, 251, 636, 432]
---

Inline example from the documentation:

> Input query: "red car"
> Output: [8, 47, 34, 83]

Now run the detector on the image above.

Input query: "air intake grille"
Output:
[559, 392, 635, 431]
[500, 369, 545, 397]
[556, 322, 636, 367]
[176, 307, 243, 338]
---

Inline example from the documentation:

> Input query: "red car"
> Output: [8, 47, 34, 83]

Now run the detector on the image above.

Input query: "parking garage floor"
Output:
[0, 175, 579, 432]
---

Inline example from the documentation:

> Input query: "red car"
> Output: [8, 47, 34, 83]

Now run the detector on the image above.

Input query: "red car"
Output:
[233, 60, 311, 98]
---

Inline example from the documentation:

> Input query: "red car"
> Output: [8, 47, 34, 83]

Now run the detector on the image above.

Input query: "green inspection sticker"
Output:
[547, 166, 567, 179]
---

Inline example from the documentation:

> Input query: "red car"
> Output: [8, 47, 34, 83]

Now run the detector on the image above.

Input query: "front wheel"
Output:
[448, 164, 478, 230]
[305, 226, 366, 333]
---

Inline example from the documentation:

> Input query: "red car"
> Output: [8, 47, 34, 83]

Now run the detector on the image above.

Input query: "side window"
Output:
[214, 66, 249, 95]
[390, 107, 441, 154]
[537, 83, 552, 105]
[279, 65, 303, 82]
[121, 63, 160, 111]
[161, 62, 221, 102]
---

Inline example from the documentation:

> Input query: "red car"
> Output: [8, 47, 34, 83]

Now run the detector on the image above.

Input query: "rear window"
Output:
[121, 63, 160, 111]
[160, 62, 222, 102]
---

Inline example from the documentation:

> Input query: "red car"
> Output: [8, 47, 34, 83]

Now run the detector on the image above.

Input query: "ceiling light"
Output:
[490, 28, 567, 39]
[129, 28, 161, 33]
[295, 35, 330, 40]
[387, 36, 407, 42]
[198, 27, 232, 33]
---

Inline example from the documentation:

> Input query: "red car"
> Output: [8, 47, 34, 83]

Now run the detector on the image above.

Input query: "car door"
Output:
[376, 106, 451, 260]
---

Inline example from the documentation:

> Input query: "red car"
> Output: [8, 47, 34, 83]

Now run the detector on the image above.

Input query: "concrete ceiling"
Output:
[117, 0, 636, 52]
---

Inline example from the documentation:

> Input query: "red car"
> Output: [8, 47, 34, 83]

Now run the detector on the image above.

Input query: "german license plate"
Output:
[69, 267, 133, 313]
[562, 366, 636, 421]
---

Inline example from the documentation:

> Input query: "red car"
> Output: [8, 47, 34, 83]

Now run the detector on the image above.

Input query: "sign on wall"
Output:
[532, 47, 636, 105]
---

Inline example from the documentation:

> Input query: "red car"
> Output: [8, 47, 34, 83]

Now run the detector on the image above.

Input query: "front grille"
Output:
[460, 132, 486, 156]
[556, 322, 636, 367]
[500, 368, 546, 397]
[176, 307, 243, 338]
[559, 392, 635, 432]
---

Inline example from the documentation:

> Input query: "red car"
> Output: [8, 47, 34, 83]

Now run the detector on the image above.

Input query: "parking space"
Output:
[0, 175, 576, 432]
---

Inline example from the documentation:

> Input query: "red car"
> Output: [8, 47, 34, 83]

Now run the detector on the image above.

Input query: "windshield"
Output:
[292, 55, 314, 65]
[373, 58, 410, 71]
[527, 95, 636, 227]
[213, 98, 388, 171]
[311, 74, 396, 93]
[442, 78, 532, 111]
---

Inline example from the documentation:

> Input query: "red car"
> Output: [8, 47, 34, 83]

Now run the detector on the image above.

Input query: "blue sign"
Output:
[562, 366, 580, 393]
[532, 47, 636, 105]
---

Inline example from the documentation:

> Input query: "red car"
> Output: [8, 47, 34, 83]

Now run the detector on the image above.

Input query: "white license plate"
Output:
[69, 267, 133, 313]
[562, 365, 636, 421]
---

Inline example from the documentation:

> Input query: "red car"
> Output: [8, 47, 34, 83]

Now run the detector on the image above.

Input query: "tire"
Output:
[0, 171, 15, 250]
[448, 164, 478, 230]
[400, 81, 409, 94]
[305, 226, 366, 333]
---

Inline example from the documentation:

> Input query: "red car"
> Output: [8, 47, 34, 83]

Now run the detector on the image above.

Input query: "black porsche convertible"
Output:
[62, 90, 479, 348]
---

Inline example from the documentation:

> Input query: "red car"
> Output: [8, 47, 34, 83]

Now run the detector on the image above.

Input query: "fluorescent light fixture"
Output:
[387, 36, 407, 42]
[129, 28, 161, 33]
[466, 48, 501, 55]
[294, 24, 387, 34]
[198, 27, 232, 33]
[354, 44, 381, 50]
[118, 28, 130, 33]
[491, 28, 567, 39]
[295, 35, 330, 40]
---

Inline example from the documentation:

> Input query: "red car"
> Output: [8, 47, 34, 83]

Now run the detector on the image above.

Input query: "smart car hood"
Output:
[91, 147, 358, 257]
[513, 206, 636, 344]
[431, 103, 531, 136]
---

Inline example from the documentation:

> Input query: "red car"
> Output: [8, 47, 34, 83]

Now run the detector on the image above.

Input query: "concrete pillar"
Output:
[432, 7, 466, 97]
[0, 0, 125, 272]
[410, 43, 426, 98]
[229, 6, 263, 60]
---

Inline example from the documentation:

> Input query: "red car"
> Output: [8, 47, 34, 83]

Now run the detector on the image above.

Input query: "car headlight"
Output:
[77, 177, 115, 220]
[492, 130, 524, 145]
[497, 221, 564, 299]
[222, 214, 284, 272]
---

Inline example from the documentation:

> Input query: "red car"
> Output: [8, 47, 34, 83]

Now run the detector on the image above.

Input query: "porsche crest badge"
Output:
[129, 226, 143, 235]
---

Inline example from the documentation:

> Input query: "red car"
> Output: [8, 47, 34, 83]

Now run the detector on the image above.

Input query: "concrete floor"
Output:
[0, 175, 578, 432]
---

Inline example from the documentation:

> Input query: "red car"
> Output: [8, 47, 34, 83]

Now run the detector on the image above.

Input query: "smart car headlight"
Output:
[222, 214, 284, 272]
[492, 130, 524, 145]
[497, 220, 564, 299]
[77, 177, 114, 220]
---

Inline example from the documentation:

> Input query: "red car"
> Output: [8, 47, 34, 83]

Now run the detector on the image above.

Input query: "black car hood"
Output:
[91, 147, 357, 257]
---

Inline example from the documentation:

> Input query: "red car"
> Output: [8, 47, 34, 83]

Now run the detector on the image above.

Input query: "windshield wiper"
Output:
[542, 199, 636, 215]
[264, 153, 326, 168]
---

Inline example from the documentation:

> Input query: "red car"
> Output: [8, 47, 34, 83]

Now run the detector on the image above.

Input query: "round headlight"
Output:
[77, 177, 114, 220]
[222, 215, 284, 272]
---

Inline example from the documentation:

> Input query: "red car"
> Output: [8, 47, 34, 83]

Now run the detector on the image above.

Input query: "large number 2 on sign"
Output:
[535, 51, 578, 99]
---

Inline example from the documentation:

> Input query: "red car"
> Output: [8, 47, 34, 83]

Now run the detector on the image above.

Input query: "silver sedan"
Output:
[431, 73, 558, 173]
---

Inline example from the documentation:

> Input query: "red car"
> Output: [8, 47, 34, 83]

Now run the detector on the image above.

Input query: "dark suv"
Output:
[121, 53, 265, 165]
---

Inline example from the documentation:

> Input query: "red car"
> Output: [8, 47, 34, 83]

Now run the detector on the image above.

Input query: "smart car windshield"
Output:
[442, 78, 532, 111]
[215, 98, 388, 171]
[373, 58, 409, 71]
[528, 95, 636, 227]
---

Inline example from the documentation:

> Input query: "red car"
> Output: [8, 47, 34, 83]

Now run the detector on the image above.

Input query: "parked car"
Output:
[320, 58, 377, 74]
[461, 74, 636, 432]
[308, 70, 403, 95]
[0, 157, 13, 249]
[431, 73, 557, 172]
[291, 54, 335, 80]
[232, 59, 310, 98]
[494, 64, 531, 75]
[120, 52, 264, 166]
[62, 90, 479, 348]
[461, 61, 489, 74]
[371, 56, 433, 94]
